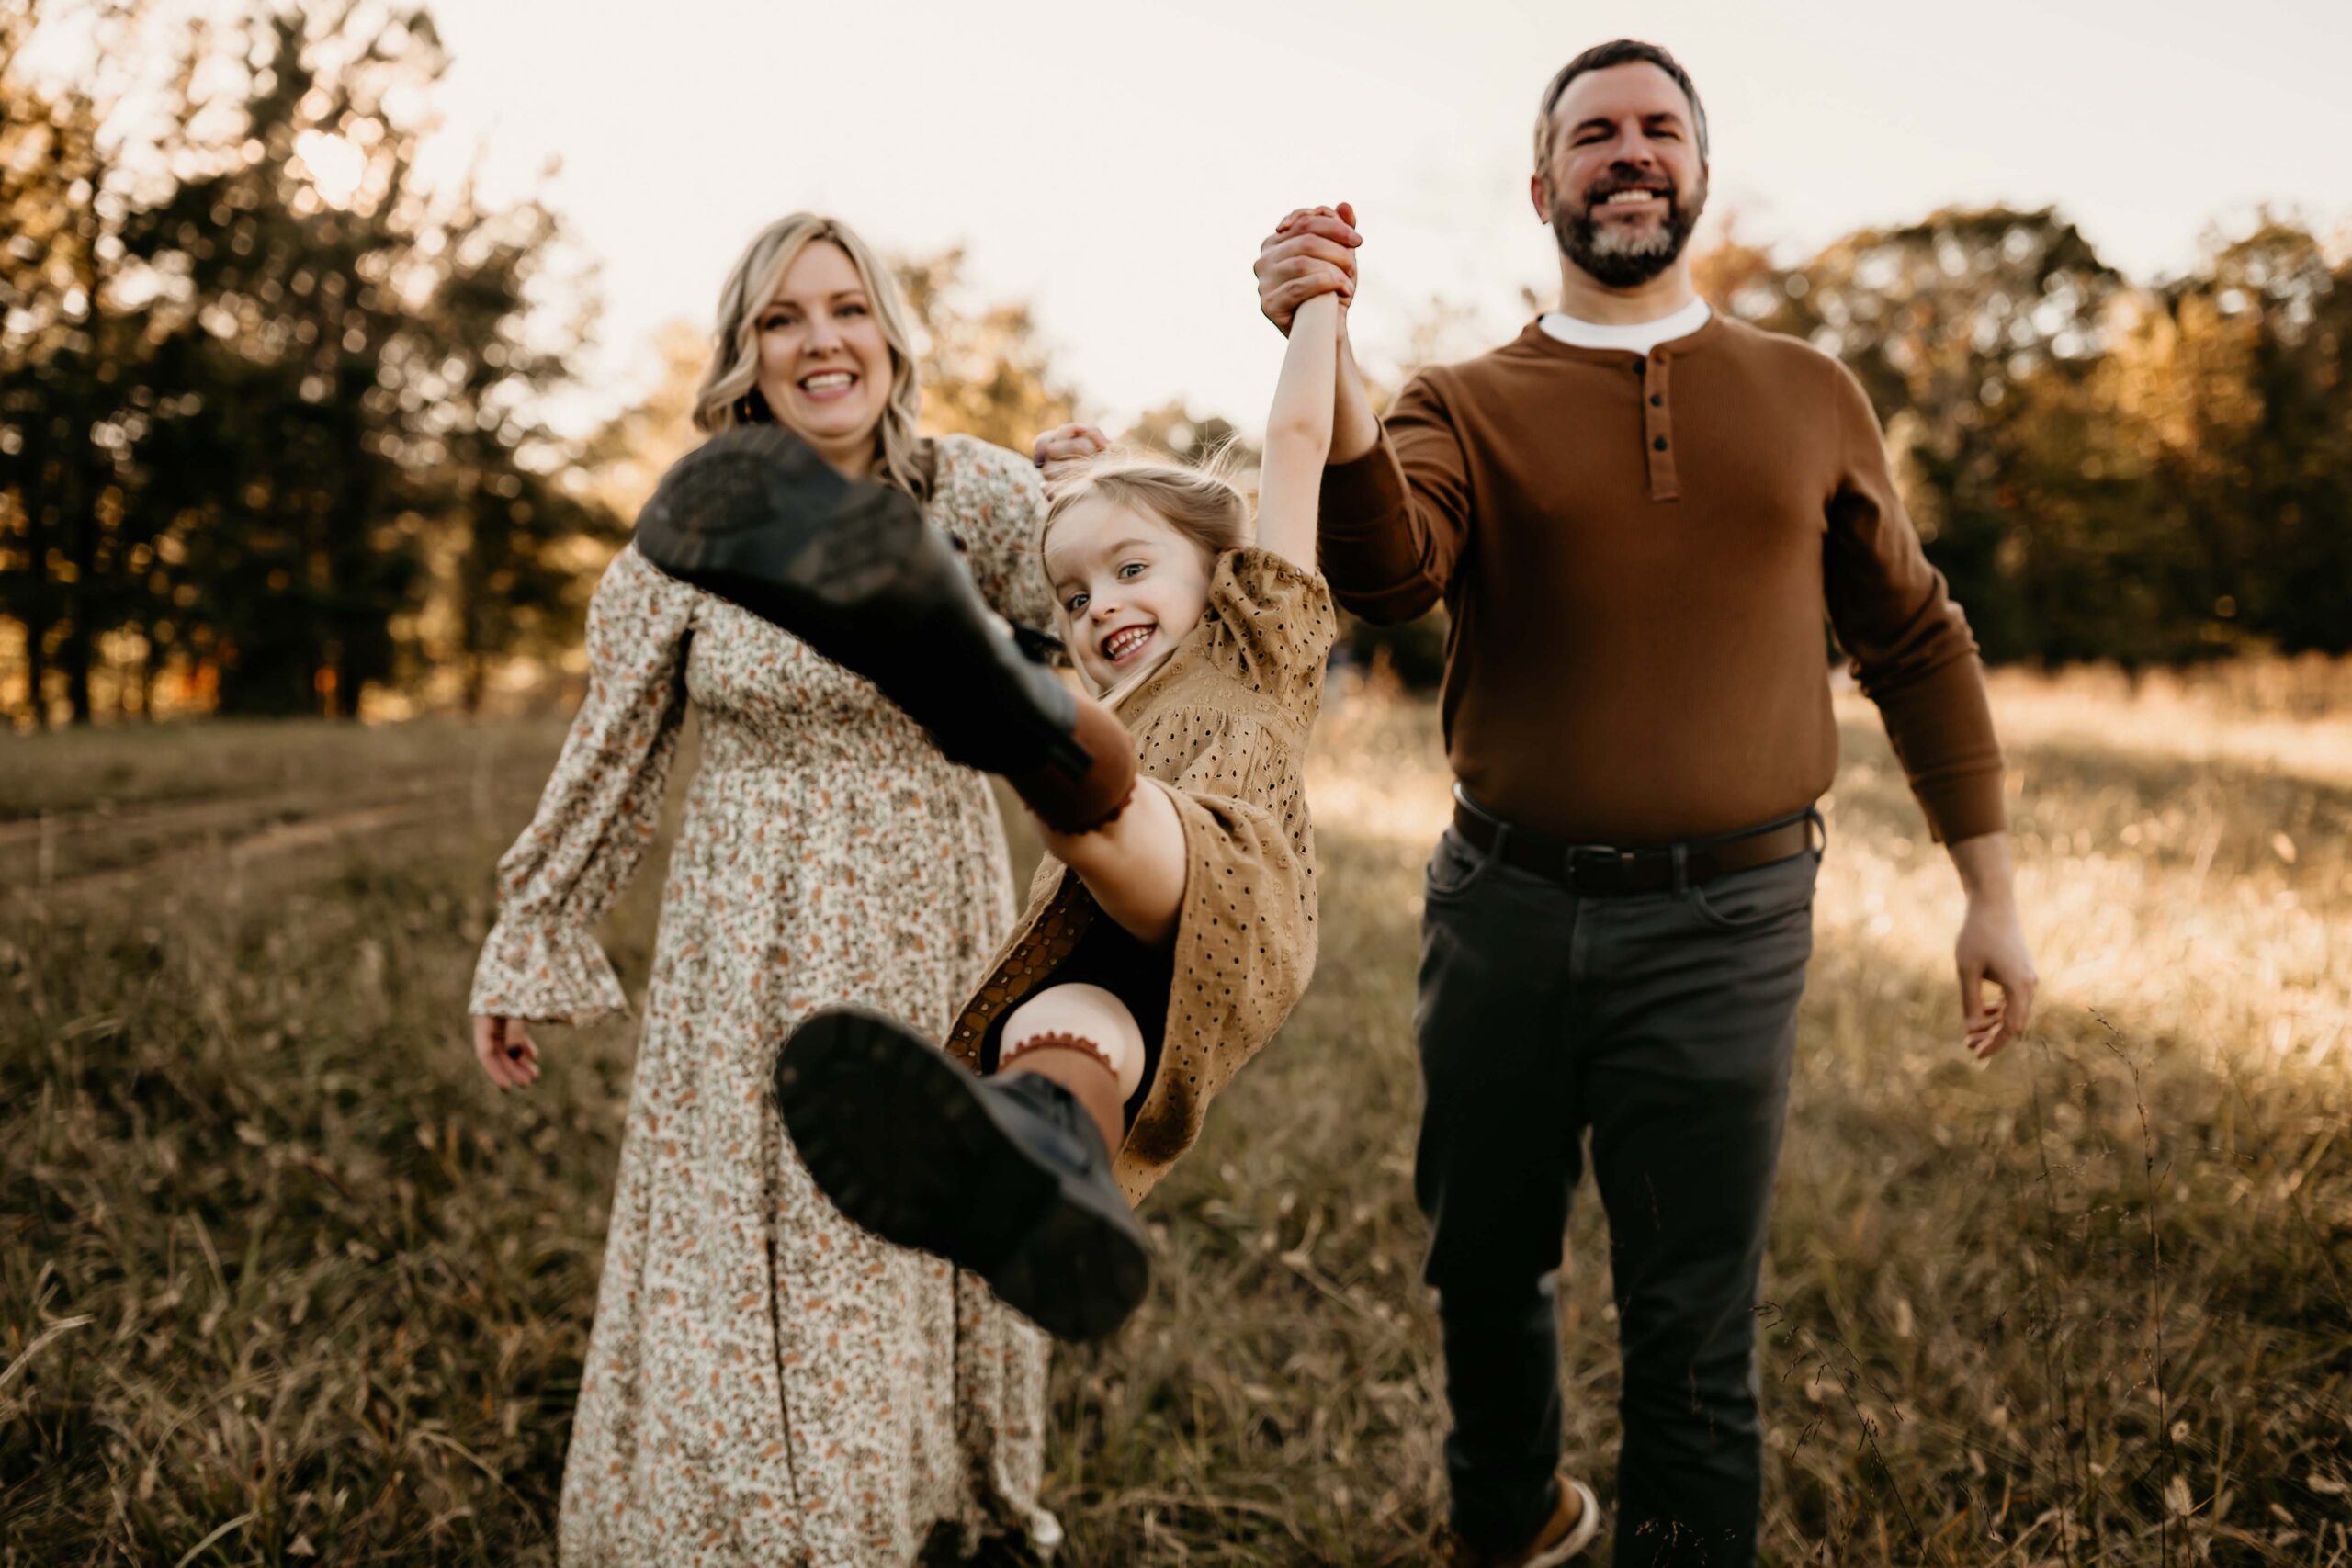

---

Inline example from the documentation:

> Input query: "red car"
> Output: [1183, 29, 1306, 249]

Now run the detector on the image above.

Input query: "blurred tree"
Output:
[0, 0, 616, 722]
[125, 3, 435, 715]
[579, 316, 706, 522]
[2120, 220, 2351, 657]
[1119, 400, 1250, 468]
[417, 190, 625, 712]
[1689, 209, 1776, 313]
[0, 0, 176, 725]
[1970, 343, 2198, 667]
[896, 247, 1080, 453]
[1729, 206, 2131, 662]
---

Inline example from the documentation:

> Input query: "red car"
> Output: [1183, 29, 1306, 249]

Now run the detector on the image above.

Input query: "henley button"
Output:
[1653, 436, 1668, 451]
[1649, 394, 1663, 406]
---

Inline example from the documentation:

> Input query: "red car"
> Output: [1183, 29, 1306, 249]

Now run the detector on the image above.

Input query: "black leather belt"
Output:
[1450, 792, 1822, 895]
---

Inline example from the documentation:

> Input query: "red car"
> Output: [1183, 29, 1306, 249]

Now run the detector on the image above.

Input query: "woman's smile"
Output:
[796, 367, 860, 402]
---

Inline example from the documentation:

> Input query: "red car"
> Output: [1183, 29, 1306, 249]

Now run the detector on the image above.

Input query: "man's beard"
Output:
[1551, 170, 1706, 288]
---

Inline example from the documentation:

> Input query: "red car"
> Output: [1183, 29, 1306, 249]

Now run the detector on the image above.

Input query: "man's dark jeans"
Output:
[1415, 819, 1820, 1567]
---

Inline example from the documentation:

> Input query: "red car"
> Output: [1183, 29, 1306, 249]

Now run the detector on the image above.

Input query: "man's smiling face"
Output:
[1533, 61, 1708, 289]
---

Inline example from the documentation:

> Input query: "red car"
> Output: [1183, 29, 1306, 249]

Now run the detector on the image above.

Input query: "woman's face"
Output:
[753, 241, 894, 477]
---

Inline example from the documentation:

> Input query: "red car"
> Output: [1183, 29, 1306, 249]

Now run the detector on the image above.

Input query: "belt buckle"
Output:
[1566, 845, 1630, 893]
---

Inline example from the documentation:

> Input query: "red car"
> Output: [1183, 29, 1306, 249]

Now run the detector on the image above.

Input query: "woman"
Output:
[467, 214, 1059, 1565]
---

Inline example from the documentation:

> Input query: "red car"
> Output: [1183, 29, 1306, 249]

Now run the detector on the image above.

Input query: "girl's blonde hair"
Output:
[1041, 448, 1251, 702]
[691, 213, 931, 500]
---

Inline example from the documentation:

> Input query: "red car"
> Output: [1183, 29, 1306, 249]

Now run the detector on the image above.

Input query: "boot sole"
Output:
[775, 1007, 1150, 1342]
[636, 427, 1088, 780]
[638, 426, 915, 627]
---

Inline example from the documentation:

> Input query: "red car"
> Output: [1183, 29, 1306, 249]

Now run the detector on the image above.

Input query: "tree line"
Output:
[1703, 207, 2350, 668]
[0, 0, 1098, 727]
[3, 0, 623, 724]
[5, 1, 2346, 728]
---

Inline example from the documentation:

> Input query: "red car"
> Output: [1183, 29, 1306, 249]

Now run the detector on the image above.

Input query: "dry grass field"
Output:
[3, 671, 2347, 1565]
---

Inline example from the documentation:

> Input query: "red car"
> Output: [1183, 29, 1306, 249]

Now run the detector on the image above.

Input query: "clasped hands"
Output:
[1034, 202, 1364, 477]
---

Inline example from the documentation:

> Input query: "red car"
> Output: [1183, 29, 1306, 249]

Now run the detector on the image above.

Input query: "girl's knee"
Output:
[1004, 984, 1146, 1097]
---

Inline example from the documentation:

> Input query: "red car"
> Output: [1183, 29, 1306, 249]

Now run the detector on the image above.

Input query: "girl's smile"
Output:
[1044, 497, 1216, 694]
[1101, 623, 1158, 664]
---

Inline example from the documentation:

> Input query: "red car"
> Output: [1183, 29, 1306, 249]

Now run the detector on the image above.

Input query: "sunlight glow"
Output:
[292, 130, 367, 209]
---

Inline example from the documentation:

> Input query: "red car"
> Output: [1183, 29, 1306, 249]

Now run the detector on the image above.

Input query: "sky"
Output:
[56, 0, 2352, 434]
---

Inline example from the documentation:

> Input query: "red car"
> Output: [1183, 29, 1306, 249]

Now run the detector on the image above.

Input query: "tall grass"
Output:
[3, 673, 2346, 1563]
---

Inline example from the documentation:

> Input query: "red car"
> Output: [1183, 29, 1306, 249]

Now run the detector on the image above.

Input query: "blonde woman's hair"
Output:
[1041, 448, 1251, 703]
[691, 213, 931, 500]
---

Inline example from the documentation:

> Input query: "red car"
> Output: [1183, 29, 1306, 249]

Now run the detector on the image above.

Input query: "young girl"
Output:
[637, 290, 1345, 1343]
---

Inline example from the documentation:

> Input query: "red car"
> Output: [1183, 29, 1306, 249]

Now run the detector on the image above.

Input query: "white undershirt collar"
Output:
[1537, 297, 1713, 355]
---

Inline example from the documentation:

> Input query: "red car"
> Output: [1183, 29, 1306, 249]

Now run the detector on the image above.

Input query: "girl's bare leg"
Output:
[998, 982, 1144, 1157]
[1038, 779, 1188, 947]
[775, 984, 1152, 1340]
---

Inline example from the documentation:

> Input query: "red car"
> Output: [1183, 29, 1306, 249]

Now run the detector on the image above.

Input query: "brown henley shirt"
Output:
[1318, 312, 2007, 846]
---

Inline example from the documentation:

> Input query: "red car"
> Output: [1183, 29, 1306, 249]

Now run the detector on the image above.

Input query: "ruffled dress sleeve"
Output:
[930, 434, 1057, 635]
[469, 544, 697, 1024]
[1197, 546, 1339, 731]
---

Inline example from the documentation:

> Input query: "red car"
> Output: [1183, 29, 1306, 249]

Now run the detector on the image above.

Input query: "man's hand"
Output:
[1032, 423, 1110, 480]
[1947, 832, 2038, 1060]
[1255, 202, 1360, 335]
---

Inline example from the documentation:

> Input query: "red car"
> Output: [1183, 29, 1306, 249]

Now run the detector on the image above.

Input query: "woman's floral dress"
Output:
[469, 435, 1061, 1567]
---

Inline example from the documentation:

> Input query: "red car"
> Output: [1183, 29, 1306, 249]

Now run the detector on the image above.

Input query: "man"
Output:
[1248, 38, 2039, 1568]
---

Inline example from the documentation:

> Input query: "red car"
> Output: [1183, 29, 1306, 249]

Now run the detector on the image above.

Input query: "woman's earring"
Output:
[737, 389, 771, 425]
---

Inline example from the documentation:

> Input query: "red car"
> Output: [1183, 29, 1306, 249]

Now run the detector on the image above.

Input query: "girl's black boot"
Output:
[634, 423, 1135, 830]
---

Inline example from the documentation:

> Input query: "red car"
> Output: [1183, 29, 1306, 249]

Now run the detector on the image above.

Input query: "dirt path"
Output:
[0, 793, 293, 850]
[13, 792, 469, 902]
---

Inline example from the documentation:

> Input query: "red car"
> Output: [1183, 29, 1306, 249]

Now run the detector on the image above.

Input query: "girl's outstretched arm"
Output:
[1041, 780, 1187, 947]
[1252, 291, 1340, 571]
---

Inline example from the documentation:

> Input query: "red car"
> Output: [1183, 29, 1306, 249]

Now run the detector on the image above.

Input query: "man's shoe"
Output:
[775, 1006, 1150, 1342]
[633, 424, 1134, 830]
[1447, 1472, 1603, 1567]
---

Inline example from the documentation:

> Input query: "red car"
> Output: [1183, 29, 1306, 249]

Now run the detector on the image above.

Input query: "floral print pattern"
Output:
[470, 435, 1061, 1566]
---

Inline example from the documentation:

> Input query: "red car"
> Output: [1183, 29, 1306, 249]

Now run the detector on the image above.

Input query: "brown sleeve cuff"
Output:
[1915, 770, 2010, 845]
[1318, 438, 1408, 535]
[1870, 653, 2009, 843]
[1316, 439, 1441, 623]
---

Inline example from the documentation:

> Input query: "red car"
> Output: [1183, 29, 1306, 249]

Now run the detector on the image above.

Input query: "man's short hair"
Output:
[1533, 39, 1710, 171]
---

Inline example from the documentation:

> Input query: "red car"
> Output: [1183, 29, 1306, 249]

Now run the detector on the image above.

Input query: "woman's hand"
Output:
[1032, 423, 1111, 479]
[473, 1013, 541, 1089]
[1255, 202, 1360, 335]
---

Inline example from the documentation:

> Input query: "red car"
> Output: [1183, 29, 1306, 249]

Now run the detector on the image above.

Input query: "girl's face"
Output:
[753, 241, 893, 477]
[1043, 496, 1215, 694]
